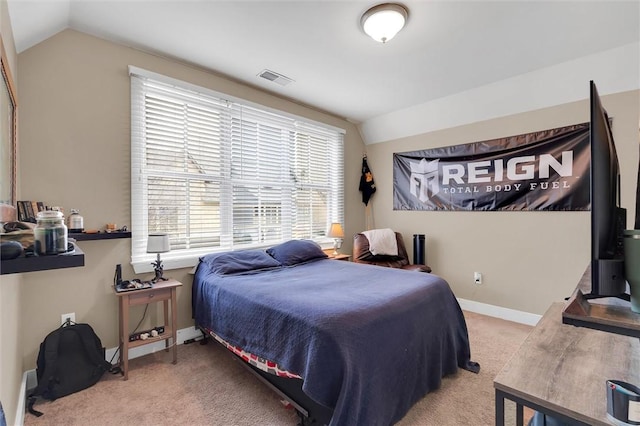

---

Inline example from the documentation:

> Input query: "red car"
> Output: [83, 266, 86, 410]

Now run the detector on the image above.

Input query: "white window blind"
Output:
[130, 67, 344, 272]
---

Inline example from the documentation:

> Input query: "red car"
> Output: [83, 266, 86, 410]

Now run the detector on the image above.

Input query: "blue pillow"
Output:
[266, 240, 328, 266]
[200, 250, 281, 275]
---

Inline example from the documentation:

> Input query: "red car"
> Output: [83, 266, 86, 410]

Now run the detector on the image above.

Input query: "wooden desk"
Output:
[494, 303, 640, 426]
[115, 279, 182, 380]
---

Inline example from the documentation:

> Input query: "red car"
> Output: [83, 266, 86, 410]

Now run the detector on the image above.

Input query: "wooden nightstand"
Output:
[328, 253, 351, 261]
[115, 278, 182, 380]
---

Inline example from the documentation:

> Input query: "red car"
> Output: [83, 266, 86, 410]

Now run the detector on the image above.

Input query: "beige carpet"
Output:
[24, 311, 533, 426]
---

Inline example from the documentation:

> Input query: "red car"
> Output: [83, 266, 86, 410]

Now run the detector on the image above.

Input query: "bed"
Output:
[192, 240, 479, 426]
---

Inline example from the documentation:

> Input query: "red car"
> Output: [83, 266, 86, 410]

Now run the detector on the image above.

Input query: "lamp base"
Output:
[151, 258, 168, 284]
[151, 274, 168, 284]
[332, 238, 342, 256]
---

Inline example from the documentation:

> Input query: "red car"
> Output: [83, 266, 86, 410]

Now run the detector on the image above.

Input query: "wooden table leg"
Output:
[171, 287, 177, 364]
[163, 299, 169, 352]
[120, 295, 129, 380]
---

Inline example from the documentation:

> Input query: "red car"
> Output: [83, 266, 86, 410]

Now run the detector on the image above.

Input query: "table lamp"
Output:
[327, 223, 344, 256]
[147, 233, 170, 283]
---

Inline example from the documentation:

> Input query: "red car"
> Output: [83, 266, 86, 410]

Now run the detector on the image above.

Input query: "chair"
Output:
[353, 231, 431, 272]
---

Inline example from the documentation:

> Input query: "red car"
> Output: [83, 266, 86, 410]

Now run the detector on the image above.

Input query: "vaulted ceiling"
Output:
[7, 1, 640, 144]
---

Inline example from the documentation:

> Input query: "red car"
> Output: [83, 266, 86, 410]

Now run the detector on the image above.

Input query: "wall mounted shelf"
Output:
[0, 243, 84, 275]
[70, 231, 131, 241]
[0, 232, 129, 275]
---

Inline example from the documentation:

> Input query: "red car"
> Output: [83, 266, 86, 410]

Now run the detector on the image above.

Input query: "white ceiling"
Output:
[7, 1, 640, 142]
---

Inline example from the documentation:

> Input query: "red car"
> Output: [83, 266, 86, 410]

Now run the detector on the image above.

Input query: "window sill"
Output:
[132, 239, 338, 274]
[132, 255, 200, 274]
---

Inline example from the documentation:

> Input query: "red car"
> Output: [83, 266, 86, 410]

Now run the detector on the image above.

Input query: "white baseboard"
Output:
[18, 326, 204, 426]
[457, 298, 541, 326]
[15, 370, 29, 426]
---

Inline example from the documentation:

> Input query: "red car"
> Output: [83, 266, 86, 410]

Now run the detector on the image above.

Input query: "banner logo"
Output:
[410, 159, 440, 202]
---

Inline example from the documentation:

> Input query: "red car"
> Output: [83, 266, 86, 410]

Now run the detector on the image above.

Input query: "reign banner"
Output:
[393, 123, 590, 211]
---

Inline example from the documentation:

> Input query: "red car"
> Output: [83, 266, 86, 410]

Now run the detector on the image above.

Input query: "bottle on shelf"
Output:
[67, 209, 84, 233]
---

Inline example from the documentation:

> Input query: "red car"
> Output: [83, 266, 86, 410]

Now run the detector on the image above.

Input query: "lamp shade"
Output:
[361, 3, 408, 43]
[147, 233, 170, 253]
[327, 223, 345, 239]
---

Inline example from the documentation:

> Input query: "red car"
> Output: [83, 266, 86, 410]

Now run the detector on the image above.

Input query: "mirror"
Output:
[0, 34, 17, 208]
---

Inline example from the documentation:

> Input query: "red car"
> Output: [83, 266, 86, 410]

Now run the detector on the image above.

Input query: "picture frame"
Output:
[0, 33, 17, 209]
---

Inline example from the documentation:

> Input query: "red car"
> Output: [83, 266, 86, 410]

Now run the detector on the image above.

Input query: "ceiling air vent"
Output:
[258, 69, 294, 87]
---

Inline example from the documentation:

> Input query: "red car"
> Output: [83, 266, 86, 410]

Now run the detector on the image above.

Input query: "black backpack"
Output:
[27, 322, 112, 416]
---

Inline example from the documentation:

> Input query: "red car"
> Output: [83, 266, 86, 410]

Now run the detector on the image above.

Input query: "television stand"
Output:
[582, 291, 630, 302]
[562, 265, 640, 339]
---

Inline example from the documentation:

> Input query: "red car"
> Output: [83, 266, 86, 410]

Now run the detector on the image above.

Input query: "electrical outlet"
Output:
[474, 272, 482, 285]
[61, 312, 75, 325]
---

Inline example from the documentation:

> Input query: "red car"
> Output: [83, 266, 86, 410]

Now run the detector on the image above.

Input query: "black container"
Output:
[607, 380, 640, 425]
[413, 234, 425, 265]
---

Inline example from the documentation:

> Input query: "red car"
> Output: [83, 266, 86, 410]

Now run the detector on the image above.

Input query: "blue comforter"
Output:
[193, 258, 477, 426]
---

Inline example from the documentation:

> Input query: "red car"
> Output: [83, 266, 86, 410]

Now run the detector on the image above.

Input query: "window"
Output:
[130, 67, 344, 272]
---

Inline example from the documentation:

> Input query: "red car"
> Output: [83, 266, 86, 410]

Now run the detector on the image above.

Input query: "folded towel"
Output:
[362, 228, 398, 256]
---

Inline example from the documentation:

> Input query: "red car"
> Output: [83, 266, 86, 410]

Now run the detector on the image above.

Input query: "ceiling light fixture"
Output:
[361, 3, 409, 43]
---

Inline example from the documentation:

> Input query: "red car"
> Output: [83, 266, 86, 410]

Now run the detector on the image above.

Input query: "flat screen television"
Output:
[588, 80, 629, 300]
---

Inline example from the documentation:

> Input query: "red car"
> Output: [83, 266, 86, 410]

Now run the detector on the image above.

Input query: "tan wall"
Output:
[366, 90, 639, 315]
[17, 29, 365, 370]
[0, 1, 23, 425]
[0, 272, 21, 426]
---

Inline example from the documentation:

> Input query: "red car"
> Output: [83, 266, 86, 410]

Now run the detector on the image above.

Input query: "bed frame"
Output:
[198, 328, 333, 426]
